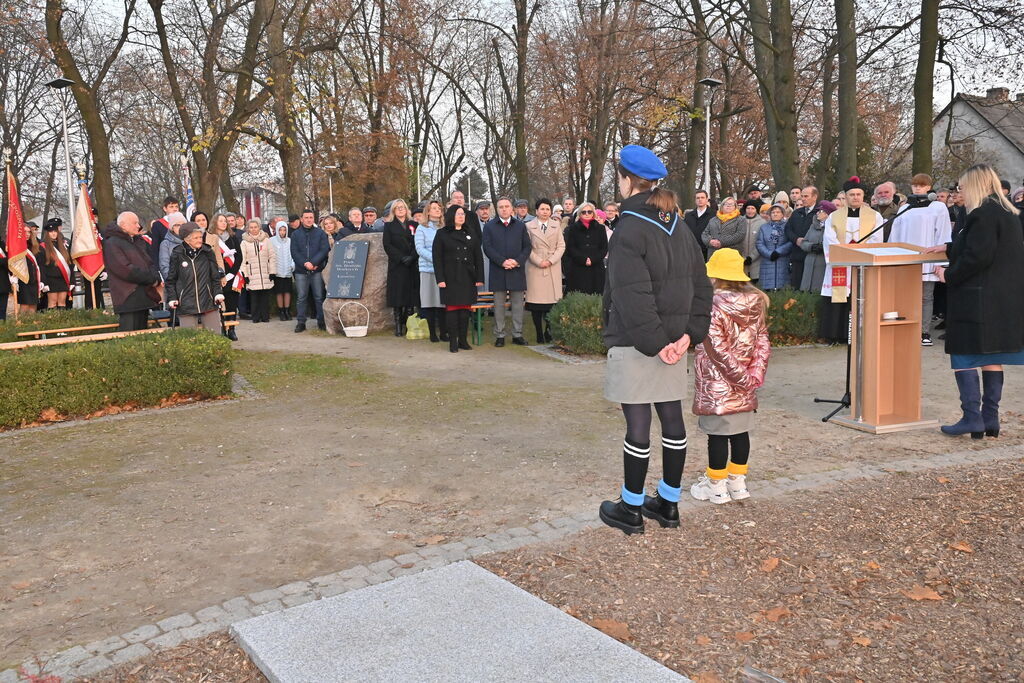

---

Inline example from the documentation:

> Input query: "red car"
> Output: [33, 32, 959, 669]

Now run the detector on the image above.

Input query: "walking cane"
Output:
[218, 302, 228, 338]
[170, 304, 177, 329]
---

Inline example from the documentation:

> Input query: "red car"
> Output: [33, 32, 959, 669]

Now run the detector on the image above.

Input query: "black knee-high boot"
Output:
[393, 308, 403, 336]
[425, 308, 439, 342]
[458, 309, 472, 350]
[446, 310, 459, 352]
[438, 307, 449, 341]
[531, 310, 545, 344]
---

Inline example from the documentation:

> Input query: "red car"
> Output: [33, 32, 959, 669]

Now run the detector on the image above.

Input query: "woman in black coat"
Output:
[927, 164, 1024, 439]
[166, 224, 224, 331]
[381, 199, 420, 336]
[434, 205, 484, 353]
[564, 202, 608, 294]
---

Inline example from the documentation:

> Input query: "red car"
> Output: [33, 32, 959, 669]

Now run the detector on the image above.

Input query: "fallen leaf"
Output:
[901, 585, 943, 601]
[420, 534, 445, 545]
[948, 541, 973, 553]
[764, 605, 793, 623]
[864, 560, 881, 571]
[937, 476, 950, 483]
[591, 618, 632, 641]
[11, 581, 31, 590]
[693, 673, 725, 683]
[853, 636, 872, 647]
[734, 631, 756, 642]
[761, 557, 780, 573]
[39, 408, 61, 422]
[695, 635, 712, 646]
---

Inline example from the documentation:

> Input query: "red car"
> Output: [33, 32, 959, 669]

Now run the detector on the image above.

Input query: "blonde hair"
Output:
[386, 198, 410, 222]
[420, 200, 444, 227]
[577, 201, 597, 218]
[959, 164, 1020, 215]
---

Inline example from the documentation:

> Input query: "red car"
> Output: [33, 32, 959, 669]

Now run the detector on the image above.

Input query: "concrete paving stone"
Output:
[417, 546, 444, 558]
[74, 655, 113, 677]
[251, 599, 284, 616]
[528, 521, 553, 533]
[506, 527, 533, 538]
[441, 547, 469, 562]
[223, 596, 253, 612]
[393, 553, 422, 565]
[463, 536, 489, 548]
[283, 592, 316, 608]
[148, 629, 187, 650]
[389, 567, 423, 578]
[340, 565, 371, 579]
[85, 635, 127, 655]
[179, 622, 222, 641]
[231, 561, 686, 682]
[363, 572, 390, 585]
[572, 510, 593, 522]
[421, 556, 449, 570]
[0, 668, 19, 683]
[248, 588, 285, 604]
[535, 528, 564, 542]
[122, 624, 161, 644]
[157, 612, 197, 632]
[318, 583, 350, 599]
[34, 645, 89, 673]
[466, 546, 493, 558]
[196, 605, 231, 624]
[278, 581, 311, 596]
[310, 572, 345, 587]
[550, 516, 576, 528]
[344, 577, 370, 591]
[110, 642, 152, 665]
[441, 541, 468, 553]
[485, 531, 511, 543]
[367, 558, 398, 573]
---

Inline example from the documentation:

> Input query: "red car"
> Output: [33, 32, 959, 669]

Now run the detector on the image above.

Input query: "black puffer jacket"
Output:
[165, 243, 221, 315]
[944, 197, 1024, 355]
[603, 191, 713, 356]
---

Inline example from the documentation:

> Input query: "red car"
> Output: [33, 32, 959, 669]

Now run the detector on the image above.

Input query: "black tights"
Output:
[707, 432, 750, 471]
[621, 401, 687, 496]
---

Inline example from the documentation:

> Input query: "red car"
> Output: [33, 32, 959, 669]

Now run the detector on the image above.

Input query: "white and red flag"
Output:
[70, 181, 105, 281]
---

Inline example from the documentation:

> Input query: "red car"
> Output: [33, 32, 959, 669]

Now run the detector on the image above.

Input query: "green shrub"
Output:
[0, 329, 233, 430]
[765, 287, 820, 345]
[0, 309, 118, 343]
[549, 293, 606, 355]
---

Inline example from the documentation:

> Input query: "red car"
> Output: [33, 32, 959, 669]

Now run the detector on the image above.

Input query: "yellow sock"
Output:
[706, 467, 727, 480]
[728, 462, 749, 476]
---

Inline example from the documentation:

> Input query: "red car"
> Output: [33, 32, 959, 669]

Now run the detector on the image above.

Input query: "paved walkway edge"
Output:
[5, 442, 1021, 682]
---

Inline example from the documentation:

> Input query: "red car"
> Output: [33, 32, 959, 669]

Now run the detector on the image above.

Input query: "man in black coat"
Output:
[482, 197, 531, 346]
[289, 209, 330, 332]
[148, 196, 179, 266]
[783, 185, 819, 289]
[683, 190, 713, 260]
[103, 212, 162, 331]
[0, 237, 10, 321]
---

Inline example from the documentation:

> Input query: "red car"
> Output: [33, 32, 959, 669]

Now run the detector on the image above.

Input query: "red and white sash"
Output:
[26, 251, 43, 294]
[0, 243, 6, 258]
[219, 241, 236, 269]
[140, 234, 153, 245]
[53, 248, 71, 287]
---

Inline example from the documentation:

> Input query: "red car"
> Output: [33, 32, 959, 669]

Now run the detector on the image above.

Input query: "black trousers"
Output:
[118, 310, 149, 331]
[250, 289, 271, 322]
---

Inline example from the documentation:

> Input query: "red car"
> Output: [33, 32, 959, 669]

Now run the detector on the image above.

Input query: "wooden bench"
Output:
[0, 327, 170, 351]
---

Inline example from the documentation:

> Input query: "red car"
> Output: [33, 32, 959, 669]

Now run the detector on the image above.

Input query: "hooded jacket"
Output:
[602, 191, 712, 356]
[693, 288, 771, 416]
[158, 229, 183, 281]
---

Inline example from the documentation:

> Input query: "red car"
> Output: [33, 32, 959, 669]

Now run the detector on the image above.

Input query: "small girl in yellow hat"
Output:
[691, 248, 771, 504]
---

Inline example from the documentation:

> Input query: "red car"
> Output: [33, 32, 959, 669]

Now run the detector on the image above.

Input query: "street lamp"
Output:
[323, 165, 337, 214]
[47, 77, 77, 236]
[698, 77, 723, 196]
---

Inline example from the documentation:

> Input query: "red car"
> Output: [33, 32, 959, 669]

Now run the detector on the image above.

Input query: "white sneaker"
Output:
[690, 475, 731, 504]
[727, 474, 750, 500]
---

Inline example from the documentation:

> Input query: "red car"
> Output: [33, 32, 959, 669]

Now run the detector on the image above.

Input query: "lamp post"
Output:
[323, 165, 337, 214]
[698, 78, 723, 195]
[46, 77, 77, 236]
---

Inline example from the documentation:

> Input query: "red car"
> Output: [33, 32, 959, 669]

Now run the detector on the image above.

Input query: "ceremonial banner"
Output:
[5, 165, 30, 284]
[71, 182, 105, 281]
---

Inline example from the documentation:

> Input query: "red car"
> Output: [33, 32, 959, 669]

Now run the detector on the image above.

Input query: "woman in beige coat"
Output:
[239, 219, 278, 323]
[525, 198, 565, 343]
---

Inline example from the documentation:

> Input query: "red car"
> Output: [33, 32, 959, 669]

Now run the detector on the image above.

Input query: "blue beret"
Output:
[619, 145, 668, 181]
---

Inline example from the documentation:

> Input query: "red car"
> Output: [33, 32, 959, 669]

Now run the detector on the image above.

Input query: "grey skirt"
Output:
[698, 412, 754, 436]
[419, 272, 442, 308]
[604, 346, 687, 404]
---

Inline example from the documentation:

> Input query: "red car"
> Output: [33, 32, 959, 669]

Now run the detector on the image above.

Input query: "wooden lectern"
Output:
[827, 243, 949, 433]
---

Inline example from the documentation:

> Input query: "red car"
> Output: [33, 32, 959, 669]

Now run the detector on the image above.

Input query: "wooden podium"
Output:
[828, 243, 948, 433]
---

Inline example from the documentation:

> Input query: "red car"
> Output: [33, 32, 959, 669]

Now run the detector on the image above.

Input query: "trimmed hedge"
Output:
[0, 328, 233, 430]
[0, 309, 119, 343]
[549, 287, 823, 355]
[549, 293, 606, 355]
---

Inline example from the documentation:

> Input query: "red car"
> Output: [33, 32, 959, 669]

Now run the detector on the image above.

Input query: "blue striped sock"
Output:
[621, 485, 645, 506]
[657, 479, 681, 503]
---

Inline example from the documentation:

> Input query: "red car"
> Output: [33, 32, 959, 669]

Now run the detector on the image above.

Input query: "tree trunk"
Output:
[679, 14, 707, 208]
[817, 43, 836, 192]
[834, 0, 858, 182]
[912, 0, 940, 176]
[512, 0, 531, 198]
[264, 0, 305, 215]
[767, 0, 800, 190]
[220, 172, 239, 215]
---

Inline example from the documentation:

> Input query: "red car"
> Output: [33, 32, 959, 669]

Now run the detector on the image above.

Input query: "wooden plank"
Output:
[0, 327, 169, 351]
[17, 323, 119, 338]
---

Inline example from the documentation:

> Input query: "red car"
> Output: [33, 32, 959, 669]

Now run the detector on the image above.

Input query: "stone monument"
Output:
[321, 233, 390, 335]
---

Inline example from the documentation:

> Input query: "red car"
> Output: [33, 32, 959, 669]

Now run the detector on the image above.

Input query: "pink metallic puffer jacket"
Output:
[693, 288, 771, 416]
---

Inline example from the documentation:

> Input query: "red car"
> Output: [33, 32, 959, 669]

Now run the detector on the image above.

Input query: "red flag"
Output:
[71, 182, 105, 281]
[5, 165, 31, 284]
[231, 271, 247, 292]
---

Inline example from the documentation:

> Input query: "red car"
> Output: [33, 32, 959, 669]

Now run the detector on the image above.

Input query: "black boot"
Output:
[228, 327, 238, 342]
[278, 308, 286, 321]
[642, 493, 680, 529]
[458, 309, 472, 350]
[425, 309, 439, 342]
[446, 310, 459, 353]
[982, 370, 1004, 437]
[532, 310, 545, 344]
[544, 319, 553, 343]
[439, 307, 450, 342]
[393, 308, 404, 336]
[599, 499, 644, 535]
[940, 370, 984, 439]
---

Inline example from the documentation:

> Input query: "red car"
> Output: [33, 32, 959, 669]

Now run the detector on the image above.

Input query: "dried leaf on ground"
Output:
[853, 636, 872, 646]
[590, 618, 633, 641]
[948, 541, 973, 553]
[693, 672, 725, 683]
[761, 557, 780, 573]
[764, 605, 793, 623]
[695, 635, 712, 645]
[937, 476, 951, 483]
[901, 585, 943, 601]
[419, 534, 445, 545]
[864, 560, 881, 570]
[735, 631, 756, 642]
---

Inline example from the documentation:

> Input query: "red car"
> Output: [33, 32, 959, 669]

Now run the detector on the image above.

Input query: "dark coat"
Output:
[149, 218, 168, 266]
[683, 208, 713, 260]
[38, 241, 73, 292]
[165, 243, 221, 315]
[564, 219, 608, 294]
[943, 197, 1024, 355]
[0, 239, 11, 295]
[382, 218, 419, 307]
[482, 216, 531, 291]
[433, 227, 484, 306]
[603, 191, 713, 356]
[783, 205, 816, 262]
[102, 225, 161, 313]
[290, 225, 330, 273]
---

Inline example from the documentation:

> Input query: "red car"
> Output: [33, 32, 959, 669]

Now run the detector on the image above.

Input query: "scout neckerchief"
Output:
[621, 210, 678, 236]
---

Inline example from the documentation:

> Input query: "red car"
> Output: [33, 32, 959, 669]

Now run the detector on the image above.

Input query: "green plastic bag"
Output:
[405, 313, 429, 340]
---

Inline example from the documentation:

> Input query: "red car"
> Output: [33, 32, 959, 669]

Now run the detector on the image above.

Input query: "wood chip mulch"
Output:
[479, 460, 1024, 682]
[80, 634, 265, 683]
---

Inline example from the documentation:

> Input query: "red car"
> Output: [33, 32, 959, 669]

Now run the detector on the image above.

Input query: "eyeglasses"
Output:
[580, 210, 594, 215]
